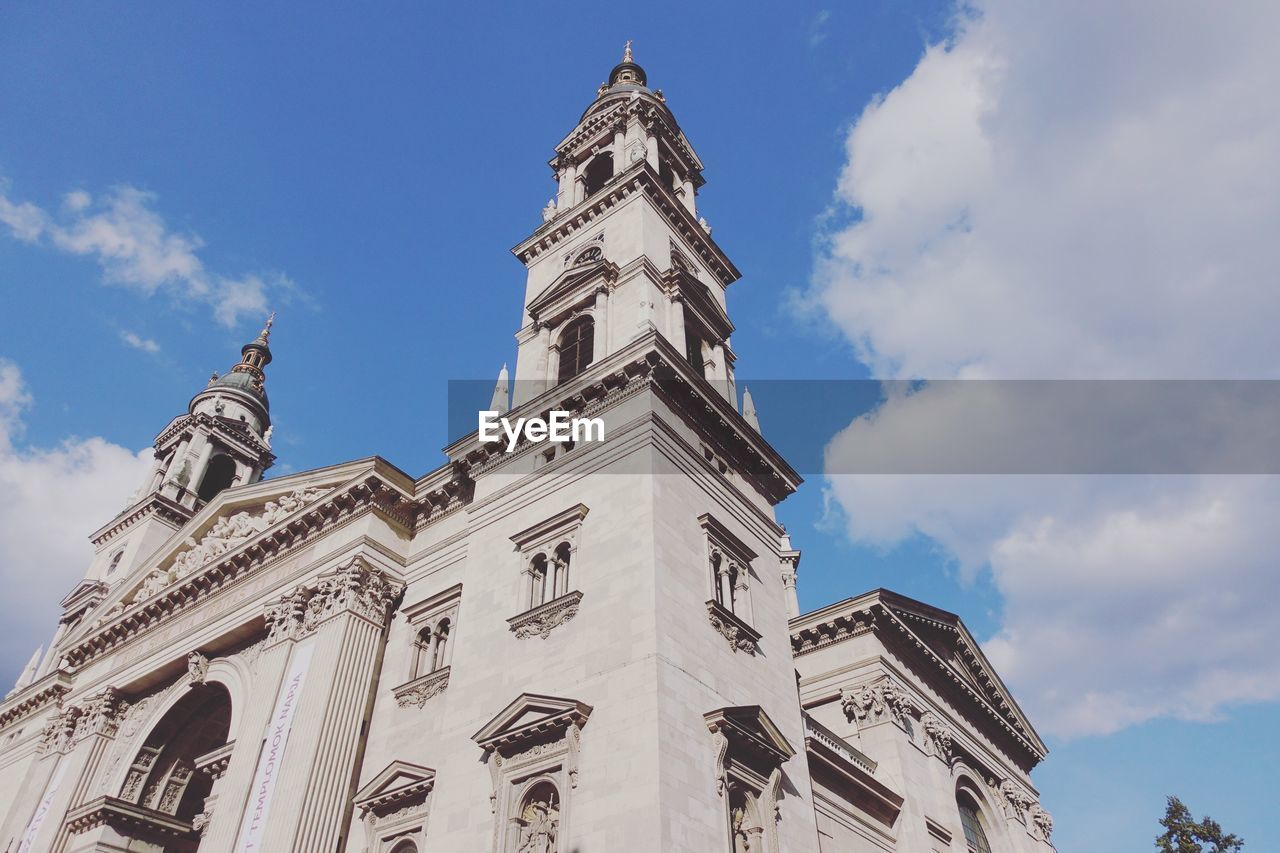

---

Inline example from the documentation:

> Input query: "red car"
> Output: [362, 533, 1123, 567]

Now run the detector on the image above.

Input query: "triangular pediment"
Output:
[353, 760, 436, 811]
[472, 692, 593, 753]
[73, 467, 370, 640]
[879, 592, 1044, 754]
[705, 705, 795, 764]
[527, 259, 618, 323]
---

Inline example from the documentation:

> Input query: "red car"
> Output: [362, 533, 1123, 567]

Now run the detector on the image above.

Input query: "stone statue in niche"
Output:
[517, 791, 559, 853]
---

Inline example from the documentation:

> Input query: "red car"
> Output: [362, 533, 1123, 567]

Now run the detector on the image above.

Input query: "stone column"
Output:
[47, 689, 130, 852]
[535, 324, 553, 393]
[680, 176, 696, 215]
[645, 127, 660, 169]
[612, 123, 626, 175]
[592, 288, 609, 361]
[188, 439, 216, 496]
[668, 295, 688, 355]
[556, 160, 577, 210]
[202, 637, 294, 852]
[253, 559, 401, 853]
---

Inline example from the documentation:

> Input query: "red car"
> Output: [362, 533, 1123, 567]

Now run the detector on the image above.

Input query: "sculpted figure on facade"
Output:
[517, 793, 559, 853]
[187, 650, 209, 685]
[919, 711, 954, 760]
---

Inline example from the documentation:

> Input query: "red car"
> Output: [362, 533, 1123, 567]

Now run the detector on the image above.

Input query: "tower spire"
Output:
[623, 40, 633, 63]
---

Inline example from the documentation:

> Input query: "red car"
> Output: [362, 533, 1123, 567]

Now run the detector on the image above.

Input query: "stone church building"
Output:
[0, 49, 1055, 853]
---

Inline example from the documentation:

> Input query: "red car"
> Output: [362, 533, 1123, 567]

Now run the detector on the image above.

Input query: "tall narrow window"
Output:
[957, 794, 994, 853]
[106, 550, 124, 576]
[431, 619, 451, 671]
[686, 329, 708, 379]
[581, 153, 613, 197]
[528, 553, 550, 609]
[557, 317, 594, 383]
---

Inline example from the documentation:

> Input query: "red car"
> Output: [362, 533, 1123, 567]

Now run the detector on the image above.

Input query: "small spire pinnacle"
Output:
[623, 40, 633, 63]
[257, 311, 276, 345]
[742, 387, 761, 432]
[490, 363, 511, 413]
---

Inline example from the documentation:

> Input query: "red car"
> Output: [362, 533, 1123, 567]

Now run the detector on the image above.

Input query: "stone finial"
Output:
[623, 40, 633, 63]
[490, 364, 510, 413]
[742, 387, 761, 432]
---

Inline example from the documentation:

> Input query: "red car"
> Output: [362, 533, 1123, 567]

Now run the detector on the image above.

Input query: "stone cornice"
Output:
[154, 411, 274, 466]
[444, 332, 801, 505]
[64, 795, 194, 839]
[512, 161, 739, 287]
[393, 667, 451, 708]
[0, 670, 73, 731]
[90, 493, 193, 547]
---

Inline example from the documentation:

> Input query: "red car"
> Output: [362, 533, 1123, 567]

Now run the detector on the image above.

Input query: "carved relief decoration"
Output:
[393, 666, 451, 708]
[108, 487, 329, 618]
[508, 591, 583, 640]
[919, 711, 954, 760]
[840, 676, 912, 729]
[264, 556, 402, 644]
[187, 651, 209, 685]
[706, 600, 761, 655]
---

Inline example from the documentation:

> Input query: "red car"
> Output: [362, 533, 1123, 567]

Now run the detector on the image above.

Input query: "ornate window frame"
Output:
[705, 706, 795, 853]
[700, 514, 760, 654]
[507, 505, 589, 640]
[393, 584, 461, 709]
[353, 760, 436, 852]
[472, 693, 593, 853]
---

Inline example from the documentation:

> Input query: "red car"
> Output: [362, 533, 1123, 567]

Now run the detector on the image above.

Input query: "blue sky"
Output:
[2, 2, 1277, 850]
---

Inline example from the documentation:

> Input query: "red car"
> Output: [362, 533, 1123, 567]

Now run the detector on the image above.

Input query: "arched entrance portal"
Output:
[117, 683, 232, 849]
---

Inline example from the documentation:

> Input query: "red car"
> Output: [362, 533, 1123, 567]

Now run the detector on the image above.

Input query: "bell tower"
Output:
[83, 317, 277, 589]
[510, 44, 740, 408]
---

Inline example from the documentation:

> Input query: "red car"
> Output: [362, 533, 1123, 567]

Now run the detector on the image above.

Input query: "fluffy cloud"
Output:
[811, 1, 1280, 736]
[0, 360, 151, 687]
[0, 182, 295, 328]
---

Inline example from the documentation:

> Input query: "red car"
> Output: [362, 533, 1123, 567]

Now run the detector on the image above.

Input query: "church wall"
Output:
[350, 441, 666, 851]
[647, 422, 820, 851]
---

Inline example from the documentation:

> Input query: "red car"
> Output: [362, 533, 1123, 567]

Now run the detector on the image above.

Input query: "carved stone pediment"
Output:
[704, 705, 795, 777]
[354, 759, 436, 818]
[105, 485, 332, 617]
[527, 258, 618, 325]
[706, 599, 762, 655]
[472, 693, 593, 757]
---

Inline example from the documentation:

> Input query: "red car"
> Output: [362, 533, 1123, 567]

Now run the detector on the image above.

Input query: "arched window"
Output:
[572, 245, 602, 266]
[515, 781, 560, 853]
[557, 317, 594, 383]
[432, 618, 451, 671]
[957, 792, 994, 853]
[581, 153, 613, 198]
[528, 553, 549, 609]
[413, 627, 433, 678]
[552, 542, 572, 600]
[389, 841, 418, 853]
[711, 550, 743, 614]
[107, 549, 125, 575]
[196, 455, 236, 502]
[120, 684, 232, 832]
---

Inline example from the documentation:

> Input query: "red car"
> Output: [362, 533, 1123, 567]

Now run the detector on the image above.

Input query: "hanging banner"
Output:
[17, 759, 67, 853]
[234, 641, 314, 851]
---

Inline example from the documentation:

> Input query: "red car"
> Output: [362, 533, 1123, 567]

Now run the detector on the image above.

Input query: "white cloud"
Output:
[0, 183, 296, 328]
[119, 330, 161, 354]
[811, 1, 1280, 737]
[0, 360, 151, 687]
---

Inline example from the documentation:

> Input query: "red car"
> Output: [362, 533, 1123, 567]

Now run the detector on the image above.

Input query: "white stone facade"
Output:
[0, 49, 1054, 853]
